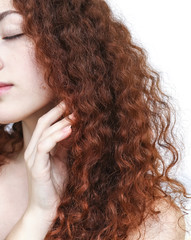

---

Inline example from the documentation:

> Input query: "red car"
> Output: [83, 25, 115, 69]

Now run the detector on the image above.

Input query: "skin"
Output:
[0, 0, 56, 150]
[0, 0, 73, 238]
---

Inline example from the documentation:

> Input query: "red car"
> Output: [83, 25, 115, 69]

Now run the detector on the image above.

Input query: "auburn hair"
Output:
[0, 0, 188, 239]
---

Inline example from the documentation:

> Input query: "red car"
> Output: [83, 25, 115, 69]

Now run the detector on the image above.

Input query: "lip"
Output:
[0, 84, 13, 95]
[0, 82, 13, 87]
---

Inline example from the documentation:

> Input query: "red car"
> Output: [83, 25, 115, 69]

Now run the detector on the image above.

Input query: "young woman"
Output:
[0, 0, 188, 239]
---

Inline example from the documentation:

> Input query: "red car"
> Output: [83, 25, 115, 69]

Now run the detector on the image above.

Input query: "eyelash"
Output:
[3, 33, 24, 40]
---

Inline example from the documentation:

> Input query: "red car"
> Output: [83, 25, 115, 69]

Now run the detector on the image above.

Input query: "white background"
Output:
[106, 0, 191, 237]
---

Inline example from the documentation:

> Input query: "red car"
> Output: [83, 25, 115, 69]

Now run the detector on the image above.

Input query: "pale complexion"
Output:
[0, 0, 73, 239]
[0, 0, 55, 152]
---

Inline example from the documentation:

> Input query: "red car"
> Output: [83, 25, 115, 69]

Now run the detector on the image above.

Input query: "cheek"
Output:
[0, 40, 54, 124]
[13, 41, 52, 95]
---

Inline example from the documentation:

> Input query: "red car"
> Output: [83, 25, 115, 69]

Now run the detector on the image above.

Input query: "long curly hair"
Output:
[0, 0, 188, 239]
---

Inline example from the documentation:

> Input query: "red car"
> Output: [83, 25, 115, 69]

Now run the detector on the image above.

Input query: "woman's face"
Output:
[0, 0, 54, 124]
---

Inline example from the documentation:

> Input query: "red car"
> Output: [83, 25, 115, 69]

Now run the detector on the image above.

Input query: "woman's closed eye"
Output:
[3, 33, 24, 40]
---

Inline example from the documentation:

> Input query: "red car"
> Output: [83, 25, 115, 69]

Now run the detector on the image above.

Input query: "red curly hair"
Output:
[0, 0, 188, 239]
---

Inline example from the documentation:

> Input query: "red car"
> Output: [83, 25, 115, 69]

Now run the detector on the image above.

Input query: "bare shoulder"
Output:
[128, 198, 185, 240]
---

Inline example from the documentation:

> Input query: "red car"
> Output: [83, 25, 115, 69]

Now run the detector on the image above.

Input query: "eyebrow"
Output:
[0, 10, 20, 22]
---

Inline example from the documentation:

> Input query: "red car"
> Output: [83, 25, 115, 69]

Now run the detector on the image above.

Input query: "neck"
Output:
[15, 102, 55, 162]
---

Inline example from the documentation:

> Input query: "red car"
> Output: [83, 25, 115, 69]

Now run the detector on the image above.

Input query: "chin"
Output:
[0, 115, 23, 125]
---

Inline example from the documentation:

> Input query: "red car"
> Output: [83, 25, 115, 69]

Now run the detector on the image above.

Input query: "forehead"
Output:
[0, 0, 22, 24]
[0, 0, 14, 12]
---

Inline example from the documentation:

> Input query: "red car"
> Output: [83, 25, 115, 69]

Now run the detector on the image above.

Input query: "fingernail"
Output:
[69, 113, 75, 120]
[62, 125, 71, 132]
[59, 101, 66, 108]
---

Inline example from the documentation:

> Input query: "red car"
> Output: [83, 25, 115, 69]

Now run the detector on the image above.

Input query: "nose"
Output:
[0, 60, 3, 70]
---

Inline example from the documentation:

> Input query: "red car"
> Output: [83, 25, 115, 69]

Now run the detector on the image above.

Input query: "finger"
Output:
[24, 102, 66, 160]
[32, 125, 72, 175]
[40, 113, 74, 142]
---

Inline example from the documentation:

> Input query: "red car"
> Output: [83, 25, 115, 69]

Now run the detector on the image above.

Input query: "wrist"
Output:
[25, 204, 58, 224]
[5, 206, 57, 240]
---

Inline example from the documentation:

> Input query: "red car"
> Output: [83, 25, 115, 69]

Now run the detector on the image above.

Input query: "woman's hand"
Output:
[24, 102, 73, 220]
